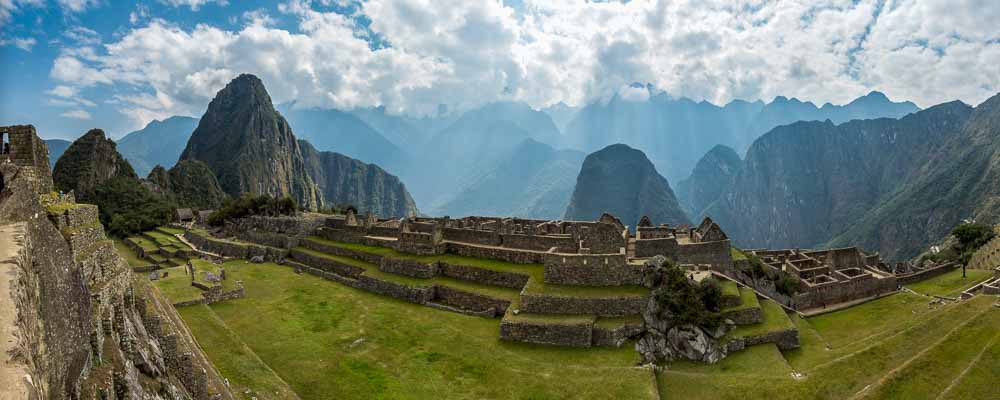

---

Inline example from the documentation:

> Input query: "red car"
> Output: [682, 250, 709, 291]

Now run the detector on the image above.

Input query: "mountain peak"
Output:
[564, 143, 689, 227]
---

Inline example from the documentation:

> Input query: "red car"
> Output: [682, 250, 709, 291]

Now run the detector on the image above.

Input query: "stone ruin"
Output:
[0, 124, 229, 399]
[737, 247, 898, 311]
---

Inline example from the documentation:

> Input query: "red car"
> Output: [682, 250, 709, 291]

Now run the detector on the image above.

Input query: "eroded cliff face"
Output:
[1, 125, 232, 400]
[299, 140, 418, 218]
[705, 101, 976, 260]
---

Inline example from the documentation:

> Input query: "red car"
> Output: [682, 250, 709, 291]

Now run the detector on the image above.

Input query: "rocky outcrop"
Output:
[634, 256, 730, 364]
[179, 74, 321, 210]
[299, 140, 418, 217]
[53, 128, 138, 202]
[564, 144, 690, 227]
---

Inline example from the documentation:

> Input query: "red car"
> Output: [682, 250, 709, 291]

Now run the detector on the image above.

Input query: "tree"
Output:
[208, 194, 299, 226]
[90, 176, 175, 236]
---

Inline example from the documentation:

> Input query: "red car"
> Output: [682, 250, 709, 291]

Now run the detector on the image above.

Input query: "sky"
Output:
[1, 0, 999, 140]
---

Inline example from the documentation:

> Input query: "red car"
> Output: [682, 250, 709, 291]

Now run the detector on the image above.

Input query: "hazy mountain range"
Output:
[42, 82, 959, 260]
[696, 94, 1000, 260]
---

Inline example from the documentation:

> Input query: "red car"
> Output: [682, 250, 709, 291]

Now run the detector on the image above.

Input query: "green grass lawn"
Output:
[152, 265, 204, 303]
[905, 267, 992, 297]
[178, 305, 299, 400]
[723, 299, 792, 340]
[113, 240, 149, 267]
[720, 279, 740, 298]
[127, 236, 159, 252]
[181, 262, 656, 400]
[723, 285, 760, 312]
[658, 295, 999, 400]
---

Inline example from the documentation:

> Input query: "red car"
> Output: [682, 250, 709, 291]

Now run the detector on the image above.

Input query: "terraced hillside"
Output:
[116, 227, 1000, 399]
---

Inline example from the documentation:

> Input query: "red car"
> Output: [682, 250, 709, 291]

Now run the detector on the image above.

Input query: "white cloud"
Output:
[57, 0, 100, 13]
[64, 26, 101, 45]
[129, 4, 150, 25]
[3, 36, 37, 51]
[618, 84, 650, 102]
[46, 84, 97, 107]
[51, 55, 111, 86]
[47, 0, 1000, 130]
[159, 0, 228, 11]
[0, 0, 44, 24]
[61, 109, 92, 119]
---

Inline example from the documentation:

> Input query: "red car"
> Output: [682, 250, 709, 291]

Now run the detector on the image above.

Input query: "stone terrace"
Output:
[183, 211, 750, 350]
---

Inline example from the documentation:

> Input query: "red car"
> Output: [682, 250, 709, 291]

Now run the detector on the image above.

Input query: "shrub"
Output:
[699, 277, 723, 312]
[952, 223, 995, 251]
[208, 194, 298, 226]
[776, 275, 800, 296]
[647, 259, 722, 330]
[91, 176, 175, 236]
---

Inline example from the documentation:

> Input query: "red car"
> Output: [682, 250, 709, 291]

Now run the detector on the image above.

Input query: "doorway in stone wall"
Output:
[0, 130, 8, 155]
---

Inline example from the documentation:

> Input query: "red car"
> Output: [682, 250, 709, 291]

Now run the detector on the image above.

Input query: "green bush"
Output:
[91, 176, 175, 237]
[952, 223, 995, 251]
[776, 275, 800, 296]
[208, 194, 298, 226]
[648, 260, 722, 330]
[699, 277, 723, 312]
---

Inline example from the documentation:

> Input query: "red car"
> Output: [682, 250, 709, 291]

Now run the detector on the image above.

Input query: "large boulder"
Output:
[667, 324, 727, 364]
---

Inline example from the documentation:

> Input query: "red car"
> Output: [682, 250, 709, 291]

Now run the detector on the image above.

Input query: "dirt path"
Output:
[0, 223, 33, 399]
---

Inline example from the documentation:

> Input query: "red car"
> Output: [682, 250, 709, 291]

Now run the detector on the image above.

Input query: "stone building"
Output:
[742, 247, 898, 311]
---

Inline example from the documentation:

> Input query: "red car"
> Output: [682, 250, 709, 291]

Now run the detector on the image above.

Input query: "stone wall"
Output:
[569, 222, 626, 254]
[519, 291, 645, 317]
[437, 262, 530, 289]
[184, 230, 286, 262]
[224, 215, 323, 249]
[542, 254, 643, 286]
[355, 275, 434, 304]
[289, 248, 365, 278]
[499, 318, 593, 347]
[793, 273, 898, 310]
[591, 321, 643, 347]
[442, 227, 501, 246]
[502, 233, 577, 252]
[721, 307, 763, 325]
[379, 258, 437, 279]
[726, 328, 800, 352]
[445, 242, 544, 264]
[300, 237, 382, 265]
[433, 285, 510, 315]
[896, 262, 958, 286]
[635, 238, 733, 271]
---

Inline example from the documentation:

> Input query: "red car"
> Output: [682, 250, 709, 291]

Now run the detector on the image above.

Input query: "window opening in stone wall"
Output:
[1, 131, 8, 155]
